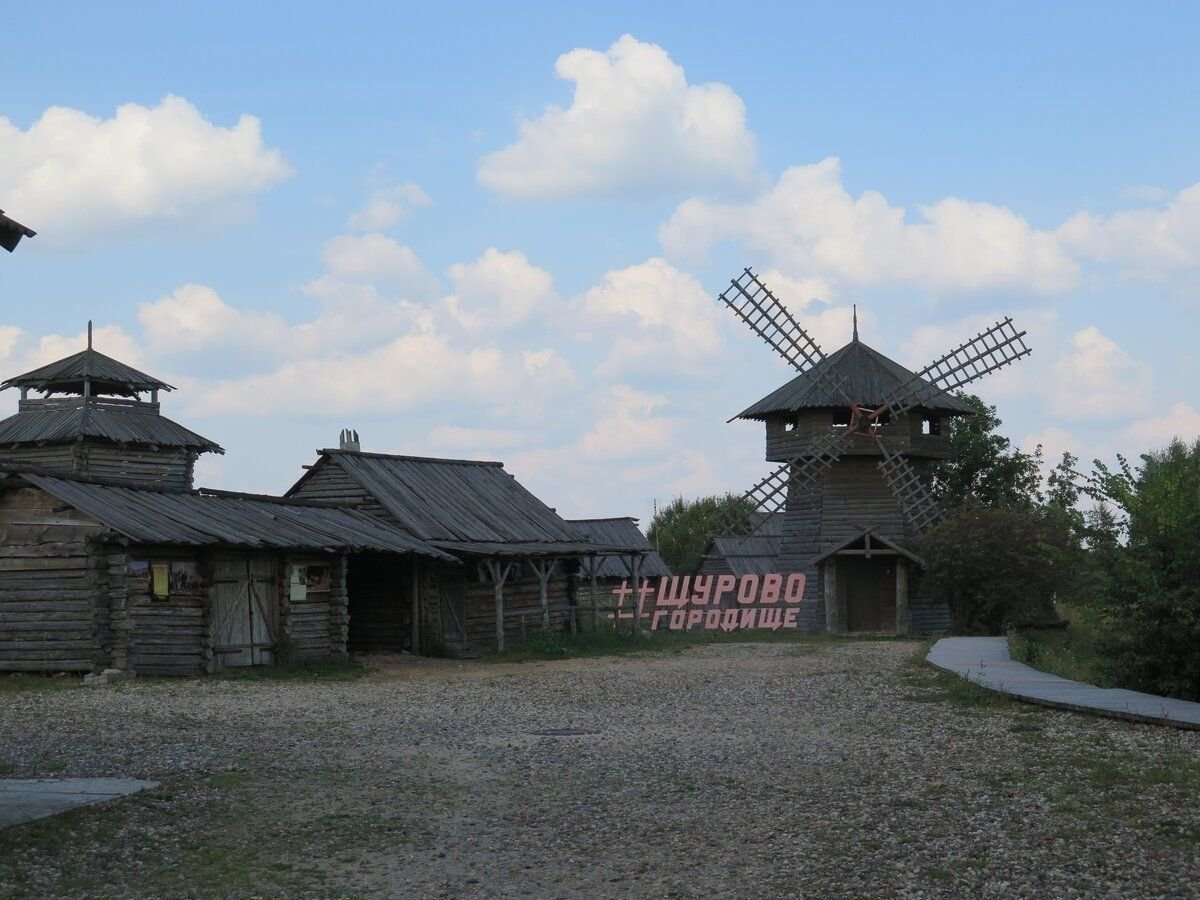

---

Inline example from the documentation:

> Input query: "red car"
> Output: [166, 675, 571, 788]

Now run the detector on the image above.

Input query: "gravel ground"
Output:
[2, 640, 1199, 898]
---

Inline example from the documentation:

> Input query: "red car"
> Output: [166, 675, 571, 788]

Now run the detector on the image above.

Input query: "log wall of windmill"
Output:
[764, 411, 951, 464]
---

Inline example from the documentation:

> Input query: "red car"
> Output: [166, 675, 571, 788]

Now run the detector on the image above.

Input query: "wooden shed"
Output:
[0, 469, 456, 675]
[286, 449, 640, 653]
[566, 517, 671, 625]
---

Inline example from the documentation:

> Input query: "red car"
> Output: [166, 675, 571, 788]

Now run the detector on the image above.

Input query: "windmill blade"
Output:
[877, 441, 942, 533]
[719, 268, 826, 373]
[880, 317, 1031, 419]
[716, 431, 853, 537]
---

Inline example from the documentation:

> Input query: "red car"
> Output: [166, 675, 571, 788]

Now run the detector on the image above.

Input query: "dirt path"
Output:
[2, 641, 1199, 897]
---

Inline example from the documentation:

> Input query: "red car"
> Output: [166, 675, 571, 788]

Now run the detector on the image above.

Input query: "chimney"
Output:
[339, 428, 360, 452]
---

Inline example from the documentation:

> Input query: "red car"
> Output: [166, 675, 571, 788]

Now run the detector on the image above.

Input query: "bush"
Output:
[921, 502, 1077, 634]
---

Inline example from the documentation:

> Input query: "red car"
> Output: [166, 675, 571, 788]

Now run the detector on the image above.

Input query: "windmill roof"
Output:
[2, 348, 173, 396]
[0, 210, 36, 252]
[288, 450, 605, 558]
[735, 339, 976, 420]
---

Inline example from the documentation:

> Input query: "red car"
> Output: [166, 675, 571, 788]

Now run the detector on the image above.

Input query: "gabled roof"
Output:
[288, 450, 602, 558]
[736, 339, 976, 420]
[0, 210, 36, 253]
[1, 469, 457, 560]
[0, 400, 223, 452]
[2, 347, 173, 397]
[811, 527, 924, 566]
[567, 517, 673, 578]
[699, 512, 785, 577]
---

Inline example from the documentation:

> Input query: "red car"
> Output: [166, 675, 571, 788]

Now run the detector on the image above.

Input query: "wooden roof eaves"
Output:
[811, 527, 925, 567]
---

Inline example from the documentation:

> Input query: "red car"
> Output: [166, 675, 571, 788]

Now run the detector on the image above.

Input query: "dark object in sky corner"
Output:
[0, 210, 36, 253]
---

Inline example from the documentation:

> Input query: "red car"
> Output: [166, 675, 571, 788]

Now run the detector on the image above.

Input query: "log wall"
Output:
[0, 487, 106, 672]
[764, 411, 952, 463]
[0, 442, 197, 491]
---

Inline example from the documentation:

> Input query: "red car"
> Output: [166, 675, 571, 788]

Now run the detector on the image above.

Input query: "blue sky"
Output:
[2, 2, 1198, 522]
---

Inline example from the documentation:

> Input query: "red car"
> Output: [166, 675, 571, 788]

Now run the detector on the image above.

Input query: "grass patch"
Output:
[0, 673, 80, 694]
[1009, 604, 1115, 688]
[218, 654, 367, 682]
[486, 625, 908, 662]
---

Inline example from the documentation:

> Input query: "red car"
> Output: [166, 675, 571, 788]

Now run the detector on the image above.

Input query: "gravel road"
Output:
[2, 640, 1198, 898]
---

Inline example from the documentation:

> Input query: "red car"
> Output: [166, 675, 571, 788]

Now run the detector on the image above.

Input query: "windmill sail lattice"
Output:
[714, 268, 1031, 540]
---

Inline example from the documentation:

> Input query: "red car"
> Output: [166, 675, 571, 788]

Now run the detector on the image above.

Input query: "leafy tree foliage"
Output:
[1081, 439, 1200, 700]
[920, 502, 1079, 634]
[647, 494, 756, 575]
[929, 393, 1042, 508]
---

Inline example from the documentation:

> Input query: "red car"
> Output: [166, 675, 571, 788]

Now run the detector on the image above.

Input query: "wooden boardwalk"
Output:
[926, 636, 1200, 729]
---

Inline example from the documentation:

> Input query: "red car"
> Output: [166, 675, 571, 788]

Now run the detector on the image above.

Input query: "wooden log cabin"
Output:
[0, 341, 459, 675]
[286, 446, 638, 654]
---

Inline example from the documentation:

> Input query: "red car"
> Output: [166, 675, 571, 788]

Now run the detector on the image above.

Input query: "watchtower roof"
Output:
[1, 347, 173, 397]
[735, 338, 976, 421]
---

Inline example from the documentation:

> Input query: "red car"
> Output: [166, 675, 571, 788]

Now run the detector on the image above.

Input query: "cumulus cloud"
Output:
[346, 181, 431, 231]
[1050, 327, 1153, 420]
[0, 95, 292, 240]
[139, 285, 288, 352]
[478, 35, 758, 200]
[578, 258, 723, 377]
[661, 157, 1080, 295]
[443, 248, 557, 330]
[1058, 183, 1200, 278]
[318, 233, 441, 295]
[1120, 402, 1200, 448]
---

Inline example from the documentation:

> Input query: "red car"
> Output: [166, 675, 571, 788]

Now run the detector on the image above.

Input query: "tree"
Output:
[920, 502, 1080, 634]
[1083, 439, 1200, 700]
[930, 393, 1042, 508]
[647, 494, 755, 575]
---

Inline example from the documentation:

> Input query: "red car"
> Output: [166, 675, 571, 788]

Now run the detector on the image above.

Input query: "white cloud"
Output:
[578, 258, 723, 377]
[661, 157, 1080, 295]
[1120, 402, 1200, 448]
[1050, 326, 1152, 420]
[478, 34, 758, 200]
[347, 181, 431, 231]
[0, 95, 292, 240]
[443, 248, 557, 330]
[318, 233, 441, 296]
[139, 285, 287, 352]
[1057, 183, 1200, 278]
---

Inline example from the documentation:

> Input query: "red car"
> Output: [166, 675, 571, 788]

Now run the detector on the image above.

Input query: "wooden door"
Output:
[439, 567, 467, 652]
[212, 557, 277, 667]
[845, 558, 896, 633]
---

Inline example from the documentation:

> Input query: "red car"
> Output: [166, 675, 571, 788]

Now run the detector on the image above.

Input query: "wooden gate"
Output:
[844, 558, 896, 633]
[212, 557, 278, 667]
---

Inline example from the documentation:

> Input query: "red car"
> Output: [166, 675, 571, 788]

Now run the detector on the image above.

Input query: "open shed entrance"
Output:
[212, 557, 278, 667]
[346, 552, 415, 652]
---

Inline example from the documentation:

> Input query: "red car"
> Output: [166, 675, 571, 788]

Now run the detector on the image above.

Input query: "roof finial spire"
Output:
[852, 305, 859, 342]
[87, 320, 93, 350]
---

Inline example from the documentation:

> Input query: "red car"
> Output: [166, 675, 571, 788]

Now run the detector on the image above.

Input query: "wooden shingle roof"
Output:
[5, 469, 456, 559]
[567, 517, 673, 577]
[736, 339, 976, 420]
[0, 399, 223, 452]
[2, 347, 173, 397]
[289, 450, 605, 558]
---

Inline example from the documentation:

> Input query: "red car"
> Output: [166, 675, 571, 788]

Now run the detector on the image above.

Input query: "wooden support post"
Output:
[895, 561, 911, 636]
[589, 555, 599, 632]
[485, 559, 513, 652]
[823, 559, 840, 635]
[531, 559, 555, 630]
[410, 558, 420, 654]
[630, 553, 643, 637]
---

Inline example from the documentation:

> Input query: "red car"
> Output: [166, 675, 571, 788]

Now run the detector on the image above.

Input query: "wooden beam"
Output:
[589, 554, 599, 633]
[410, 557, 420, 654]
[531, 558, 556, 630]
[630, 553, 643, 637]
[484, 559, 514, 652]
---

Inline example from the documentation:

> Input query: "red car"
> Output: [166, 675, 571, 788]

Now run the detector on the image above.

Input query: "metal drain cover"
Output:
[532, 727, 597, 737]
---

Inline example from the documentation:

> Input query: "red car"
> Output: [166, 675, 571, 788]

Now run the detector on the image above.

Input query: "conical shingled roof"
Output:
[1, 347, 173, 397]
[735, 338, 976, 421]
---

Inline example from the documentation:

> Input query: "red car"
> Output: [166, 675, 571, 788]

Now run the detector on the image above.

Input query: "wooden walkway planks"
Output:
[926, 636, 1200, 730]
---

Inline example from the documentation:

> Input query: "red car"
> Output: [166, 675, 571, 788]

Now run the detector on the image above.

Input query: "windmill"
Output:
[715, 268, 1031, 634]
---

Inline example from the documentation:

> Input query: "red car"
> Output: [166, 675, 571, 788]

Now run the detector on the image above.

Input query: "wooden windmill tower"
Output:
[717, 268, 1031, 634]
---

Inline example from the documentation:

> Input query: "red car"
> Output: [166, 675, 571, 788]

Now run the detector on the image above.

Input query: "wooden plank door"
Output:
[212, 557, 278, 667]
[845, 559, 896, 632]
[439, 567, 467, 652]
[247, 558, 278, 665]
